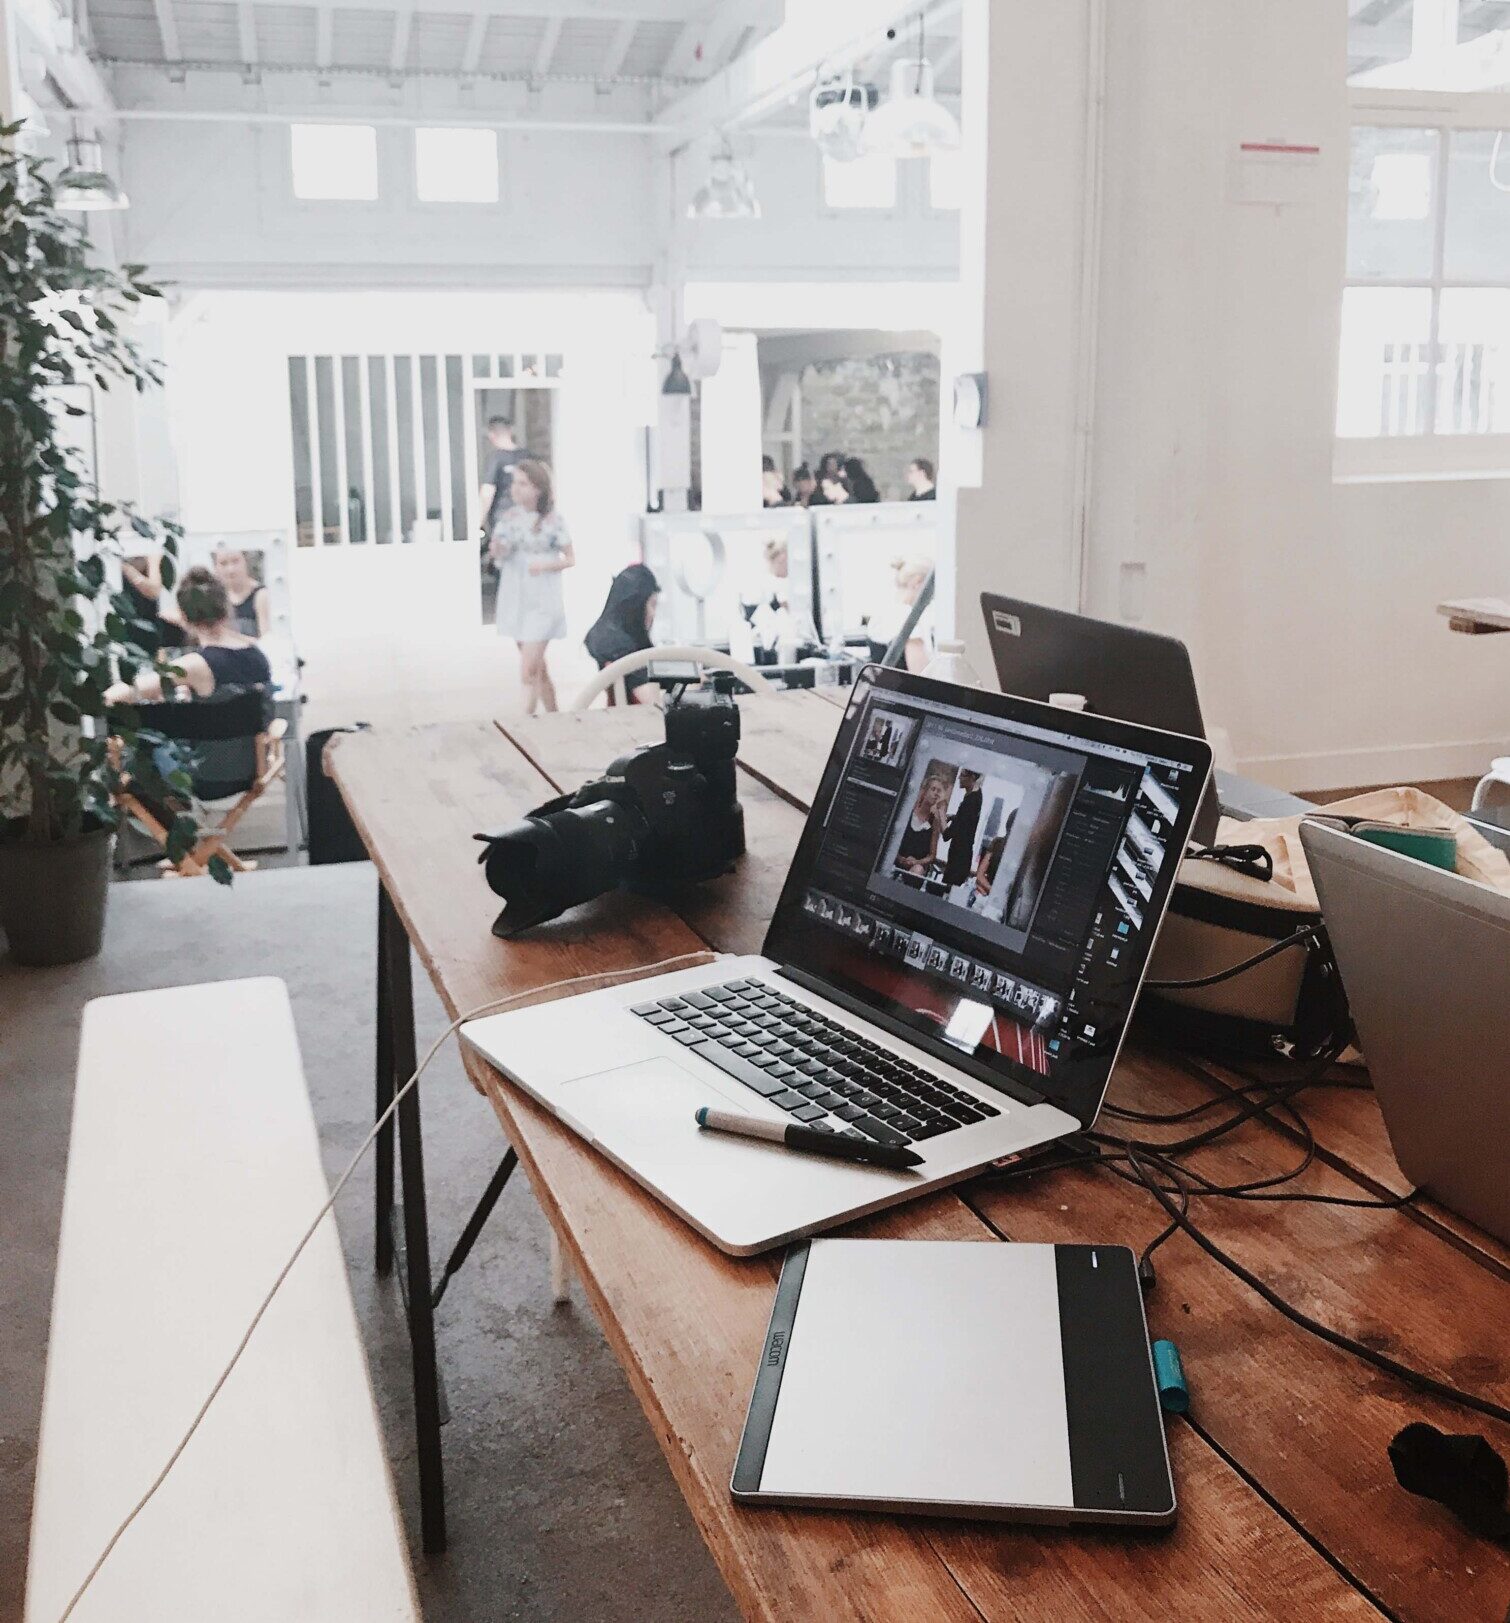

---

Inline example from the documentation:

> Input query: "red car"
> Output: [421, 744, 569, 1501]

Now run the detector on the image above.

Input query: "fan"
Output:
[681, 318, 723, 381]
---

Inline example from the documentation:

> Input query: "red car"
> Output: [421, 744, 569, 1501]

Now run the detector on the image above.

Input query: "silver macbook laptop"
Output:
[463, 664, 1211, 1255]
[1301, 818, 1510, 1245]
[981, 593, 1220, 846]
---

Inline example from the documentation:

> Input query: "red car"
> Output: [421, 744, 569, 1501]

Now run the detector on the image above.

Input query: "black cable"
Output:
[1118, 1142, 1510, 1428]
[1145, 925, 1318, 991]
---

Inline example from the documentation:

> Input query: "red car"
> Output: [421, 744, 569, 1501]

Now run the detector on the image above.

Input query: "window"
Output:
[1339, 118, 1510, 443]
[929, 149, 962, 211]
[1348, 0, 1510, 89]
[823, 152, 896, 210]
[415, 127, 499, 205]
[290, 124, 378, 201]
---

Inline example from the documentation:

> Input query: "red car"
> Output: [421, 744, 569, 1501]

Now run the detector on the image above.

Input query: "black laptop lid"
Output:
[763, 665, 1212, 1128]
[981, 594, 1218, 846]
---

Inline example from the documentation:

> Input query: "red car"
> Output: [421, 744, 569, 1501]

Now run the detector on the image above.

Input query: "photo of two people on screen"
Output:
[880, 751, 1077, 938]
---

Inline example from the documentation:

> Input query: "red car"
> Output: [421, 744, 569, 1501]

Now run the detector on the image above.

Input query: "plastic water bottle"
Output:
[923, 639, 983, 689]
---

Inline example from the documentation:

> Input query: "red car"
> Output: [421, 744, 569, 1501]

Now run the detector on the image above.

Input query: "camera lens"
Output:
[483, 797, 647, 936]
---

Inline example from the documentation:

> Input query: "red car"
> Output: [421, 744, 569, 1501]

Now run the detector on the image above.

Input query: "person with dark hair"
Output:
[584, 563, 660, 704]
[790, 463, 817, 507]
[121, 552, 188, 656]
[490, 458, 575, 714]
[818, 451, 845, 482]
[942, 770, 984, 894]
[106, 566, 271, 704]
[906, 458, 937, 501]
[478, 416, 532, 536]
[843, 456, 880, 504]
[820, 470, 852, 505]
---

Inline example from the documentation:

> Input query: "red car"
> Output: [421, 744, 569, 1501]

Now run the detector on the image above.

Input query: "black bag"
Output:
[305, 724, 371, 865]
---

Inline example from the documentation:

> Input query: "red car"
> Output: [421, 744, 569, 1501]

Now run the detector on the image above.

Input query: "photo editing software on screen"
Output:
[789, 688, 1196, 1100]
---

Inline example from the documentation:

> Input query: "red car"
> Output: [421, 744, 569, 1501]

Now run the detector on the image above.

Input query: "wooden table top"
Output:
[329, 691, 1510, 1623]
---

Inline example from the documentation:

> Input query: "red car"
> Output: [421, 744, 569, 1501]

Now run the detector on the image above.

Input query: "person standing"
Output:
[477, 417, 529, 536]
[943, 771, 984, 897]
[906, 458, 937, 500]
[843, 456, 880, 504]
[490, 459, 574, 714]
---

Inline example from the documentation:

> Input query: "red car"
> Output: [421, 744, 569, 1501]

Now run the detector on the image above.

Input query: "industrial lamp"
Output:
[56, 133, 130, 212]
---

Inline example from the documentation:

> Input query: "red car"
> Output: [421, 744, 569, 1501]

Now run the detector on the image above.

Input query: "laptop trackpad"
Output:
[557, 1058, 907, 1251]
[560, 1055, 753, 1139]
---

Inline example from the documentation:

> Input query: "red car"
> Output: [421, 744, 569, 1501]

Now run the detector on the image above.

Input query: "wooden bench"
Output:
[24, 979, 419, 1623]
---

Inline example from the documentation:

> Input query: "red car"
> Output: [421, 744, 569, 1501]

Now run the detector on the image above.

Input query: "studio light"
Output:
[810, 69, 876, 163]
[55, 134, 130, 212]
[687, 143, 761, 220]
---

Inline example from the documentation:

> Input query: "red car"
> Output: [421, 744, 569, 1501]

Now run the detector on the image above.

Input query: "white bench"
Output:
[25, 978, 420, 1623]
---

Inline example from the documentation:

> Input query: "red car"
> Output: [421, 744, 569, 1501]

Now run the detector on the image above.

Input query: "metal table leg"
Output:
[374, 887, 395, 1277]
[378, 882, 447, 1554]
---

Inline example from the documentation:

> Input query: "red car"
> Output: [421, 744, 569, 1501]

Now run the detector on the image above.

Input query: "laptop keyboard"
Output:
[630, 977, 1000, 1149]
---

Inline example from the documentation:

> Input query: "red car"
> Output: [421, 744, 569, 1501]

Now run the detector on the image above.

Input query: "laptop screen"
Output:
[764, 667, 1210, 1125]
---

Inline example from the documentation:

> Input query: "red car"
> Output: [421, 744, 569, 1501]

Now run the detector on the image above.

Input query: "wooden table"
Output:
[1439, 596, 1510, 635]
[329, 691, 1510, 1621]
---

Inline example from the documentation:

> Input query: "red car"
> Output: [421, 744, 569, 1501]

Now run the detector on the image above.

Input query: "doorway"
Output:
[474, 362, 560, 624]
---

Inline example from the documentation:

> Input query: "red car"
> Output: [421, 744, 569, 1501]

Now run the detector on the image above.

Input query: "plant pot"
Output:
[0, 820, 116, 967]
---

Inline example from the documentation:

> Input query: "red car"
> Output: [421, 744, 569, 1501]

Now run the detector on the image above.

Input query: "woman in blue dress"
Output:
[489, 459, 575, 714]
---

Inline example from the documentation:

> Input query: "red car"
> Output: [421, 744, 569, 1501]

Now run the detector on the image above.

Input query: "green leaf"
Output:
[207, 854, 234, 886]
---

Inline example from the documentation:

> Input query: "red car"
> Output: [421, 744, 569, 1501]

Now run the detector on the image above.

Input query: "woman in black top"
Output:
[895, 775, 947, 874]
[583, 564, 660, 703]
[213, 546, 271, 639]
[107, 567, 272, 705]
[843, 457, 881, 504]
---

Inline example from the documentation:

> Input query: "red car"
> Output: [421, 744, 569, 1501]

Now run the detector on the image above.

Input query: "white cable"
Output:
[54, 949, 717, 1623]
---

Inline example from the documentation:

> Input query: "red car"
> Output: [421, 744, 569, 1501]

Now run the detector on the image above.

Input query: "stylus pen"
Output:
[695, 1106, 923, 1170]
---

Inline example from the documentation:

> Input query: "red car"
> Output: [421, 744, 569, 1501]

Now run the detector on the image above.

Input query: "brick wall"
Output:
[797, 352, 940, 502]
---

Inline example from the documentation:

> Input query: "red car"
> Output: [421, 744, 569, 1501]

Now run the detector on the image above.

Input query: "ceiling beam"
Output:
[599, 18, 637, 80]
[314, 5, 333, 70]
[655, 0, 945, 139]
[532, 16, 563, 80]
[389, 5, 411, 72]
[151, 0, 181, 62]
[461, 10, 489, 76]
[236, 0, 258, 65]
[662, 0, 775, 80]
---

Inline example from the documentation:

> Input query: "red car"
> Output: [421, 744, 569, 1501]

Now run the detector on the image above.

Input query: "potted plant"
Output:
[0, 121, 224, 967]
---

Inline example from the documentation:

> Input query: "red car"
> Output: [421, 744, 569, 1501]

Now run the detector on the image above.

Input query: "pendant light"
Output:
[687, 140, 761, 220]
[56, 132, 130, 212]
[865, 12, 961, 159]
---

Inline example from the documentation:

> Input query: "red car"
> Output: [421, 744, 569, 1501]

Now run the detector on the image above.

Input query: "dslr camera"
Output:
[477, 677, 745, 937]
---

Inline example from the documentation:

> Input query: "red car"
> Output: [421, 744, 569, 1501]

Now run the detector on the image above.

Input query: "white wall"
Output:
[1077, 0, 1510, 793]
[951, 0, 1510, 792]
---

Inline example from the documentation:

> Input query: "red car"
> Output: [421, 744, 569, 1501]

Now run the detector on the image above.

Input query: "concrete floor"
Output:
[0, 863, 739, 1623]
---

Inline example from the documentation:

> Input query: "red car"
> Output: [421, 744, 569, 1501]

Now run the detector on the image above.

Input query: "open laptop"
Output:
[981, 594, 1219, 846]
[463, 665, 1211, 1255]
[1301, 819, 1510, 1245]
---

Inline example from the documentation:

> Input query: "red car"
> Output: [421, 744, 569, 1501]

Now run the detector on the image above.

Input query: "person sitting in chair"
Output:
[108, 567, 272, 706]
[583, 564, 660, 705]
